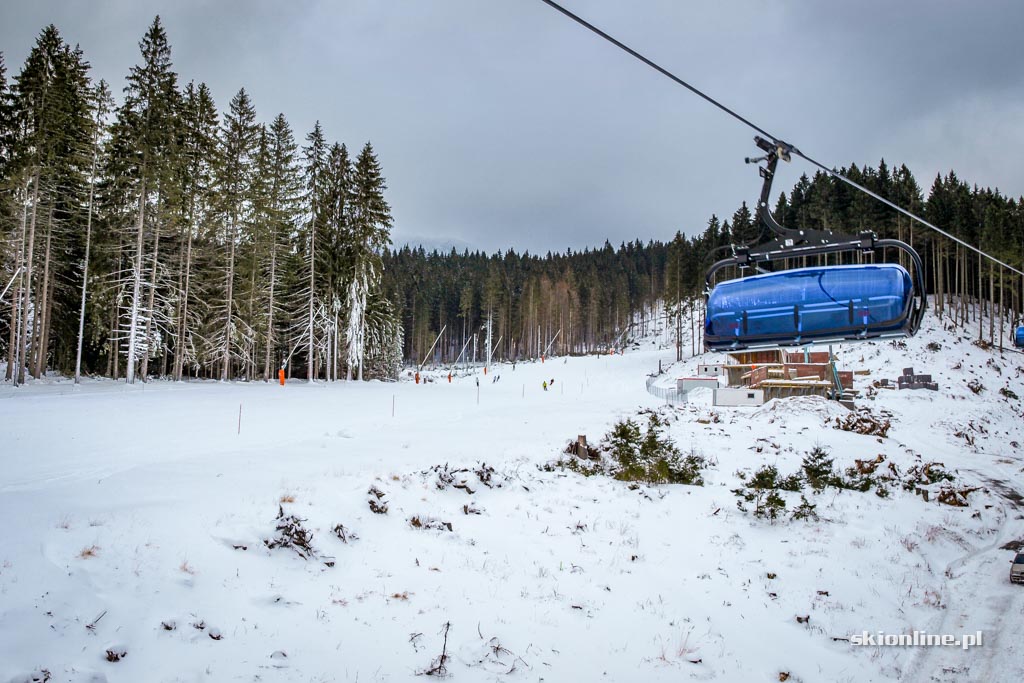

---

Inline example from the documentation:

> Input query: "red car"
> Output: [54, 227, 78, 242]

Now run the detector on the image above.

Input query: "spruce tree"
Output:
[114, 16, 178, 383]
[215, 87, 259, 380]
[318, 142, 352, 380]
[73, 79, 112, 383]
[300, 122, 328, 381]
[346, 142, 392, 380]
[258, 113, 302, 380]
[171, 81, 219, 381]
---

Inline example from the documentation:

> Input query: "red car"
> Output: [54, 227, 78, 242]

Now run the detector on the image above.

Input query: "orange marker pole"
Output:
[278, 368, 285, 386]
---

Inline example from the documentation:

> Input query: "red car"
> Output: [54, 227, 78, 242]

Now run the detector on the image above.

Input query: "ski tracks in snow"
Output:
[907, 468, 1024, 682]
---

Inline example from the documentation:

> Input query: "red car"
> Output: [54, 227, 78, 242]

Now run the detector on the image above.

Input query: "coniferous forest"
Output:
[3, 20, 1024, 384]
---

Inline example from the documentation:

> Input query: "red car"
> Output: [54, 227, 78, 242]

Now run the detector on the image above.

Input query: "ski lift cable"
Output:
[536, 0, 1024, 278]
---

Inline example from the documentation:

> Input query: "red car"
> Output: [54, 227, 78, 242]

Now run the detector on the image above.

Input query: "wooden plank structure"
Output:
[717, 348, 858, 403]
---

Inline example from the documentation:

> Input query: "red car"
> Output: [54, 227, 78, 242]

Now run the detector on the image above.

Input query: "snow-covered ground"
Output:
[2, 309, 1024, 682]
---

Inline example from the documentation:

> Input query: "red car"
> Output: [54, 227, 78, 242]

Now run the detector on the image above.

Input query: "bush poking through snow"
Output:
[967, 378, 985, 394]
[419, 621, 452, 677]
[902, 462, 954, 490]
[791, 495, 818, 521]
[802, 445, 838, 491]
[409, 516, 453, 532]
[104, 645, 127, 662]
[937, 484, 981, 507]
[834, 407, 891, 438]
[603, 414, 707, 485]
[265, 505, 316, 559]
[425, 463, 505, 495]
[332, 523, 357, 544]
[368, 486, 389, 514]
[733, 465, 788, 522]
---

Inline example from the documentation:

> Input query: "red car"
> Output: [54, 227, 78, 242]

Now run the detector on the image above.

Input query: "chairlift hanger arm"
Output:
[536, 0, 1023, 277]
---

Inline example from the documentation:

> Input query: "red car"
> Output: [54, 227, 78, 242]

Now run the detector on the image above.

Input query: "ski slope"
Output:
[1, 310, 1023, 682]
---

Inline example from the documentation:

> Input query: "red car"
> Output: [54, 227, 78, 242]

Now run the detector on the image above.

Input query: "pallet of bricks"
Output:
[896, 367, 937, 391]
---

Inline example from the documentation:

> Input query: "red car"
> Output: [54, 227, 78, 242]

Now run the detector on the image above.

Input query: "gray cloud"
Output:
[3, 0, 1022, 253]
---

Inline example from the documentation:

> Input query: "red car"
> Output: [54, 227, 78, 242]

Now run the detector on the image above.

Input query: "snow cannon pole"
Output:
[282, 327, 311, 374]
[488, 335, 503, 370]
[419, 324, 447, 373]
[541, 329, 562, 361]
[0, 266, 22, 303]
[449, 335, 473, 376]
[611, 325, 630, 354]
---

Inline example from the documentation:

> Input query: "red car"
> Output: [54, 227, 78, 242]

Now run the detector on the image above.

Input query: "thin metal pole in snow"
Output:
[419, 324, 447, 371]
[541, 329, 562, 359]
[0, 266, 22, 303]
[450, 335, 473, 375]
[283, 327, 311, 373]
[392, 394, 395, 417]
[488, 335, 503, 368]
[237, 403, 242, 435]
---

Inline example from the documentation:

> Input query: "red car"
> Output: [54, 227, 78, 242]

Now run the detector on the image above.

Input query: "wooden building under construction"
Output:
[712, 349, 855, 405]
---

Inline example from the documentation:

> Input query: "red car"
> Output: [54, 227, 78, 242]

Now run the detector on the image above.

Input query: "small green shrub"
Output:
[791, 495, 818, 521]
[802, 445, 836, 491]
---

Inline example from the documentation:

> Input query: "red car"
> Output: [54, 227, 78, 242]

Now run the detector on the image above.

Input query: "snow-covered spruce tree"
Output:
[5, 31, 59, 384]
[346, 142, 393, 381]
[7, 30, 96, 382]
[73, 79, 113, 383]
[318, 142, 353, 381]
[170, 81, 219, 381]
[0, 51, 18, 379]
[257, 113, 302, 381]
[233, 124, 271, 381]
[361, 288, 403, 380]
[111, 16, 178, 383]
[210, 88, 259, 380]
[298, 121, 327, 381]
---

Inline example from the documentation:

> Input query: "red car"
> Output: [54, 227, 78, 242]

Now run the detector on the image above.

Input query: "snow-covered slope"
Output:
[1, 308, 1022, 682]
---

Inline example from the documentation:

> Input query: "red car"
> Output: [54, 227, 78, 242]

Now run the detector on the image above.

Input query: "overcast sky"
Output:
[3, 1, 1023, 254]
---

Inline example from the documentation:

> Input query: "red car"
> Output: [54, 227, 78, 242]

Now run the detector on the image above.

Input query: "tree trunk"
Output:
[989, 260, 995, 344]
[126, 179, 147, 384]
[358, 290, 366, 385]
[17, 172, 41, 386]
[74, 152, 99, 383]
[141, 191, 162, 381]
[32, 206, 56, 378]
[263, 224, 278, 382]
[222, 213, 237, 381]
[6, 185, 29, 382]
[308, 216, 316, 383]
[999, 267, 1005, 350]
[174, 213, 195, 382]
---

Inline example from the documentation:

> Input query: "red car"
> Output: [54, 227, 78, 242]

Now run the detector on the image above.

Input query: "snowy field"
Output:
[2, 311, 1024, 682]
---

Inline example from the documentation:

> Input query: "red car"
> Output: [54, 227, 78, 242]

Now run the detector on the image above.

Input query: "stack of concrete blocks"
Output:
[897, 367, 938, 391]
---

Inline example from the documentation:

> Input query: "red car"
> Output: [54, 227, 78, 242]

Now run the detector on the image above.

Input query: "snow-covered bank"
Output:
[2, 313, 1023, 682]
